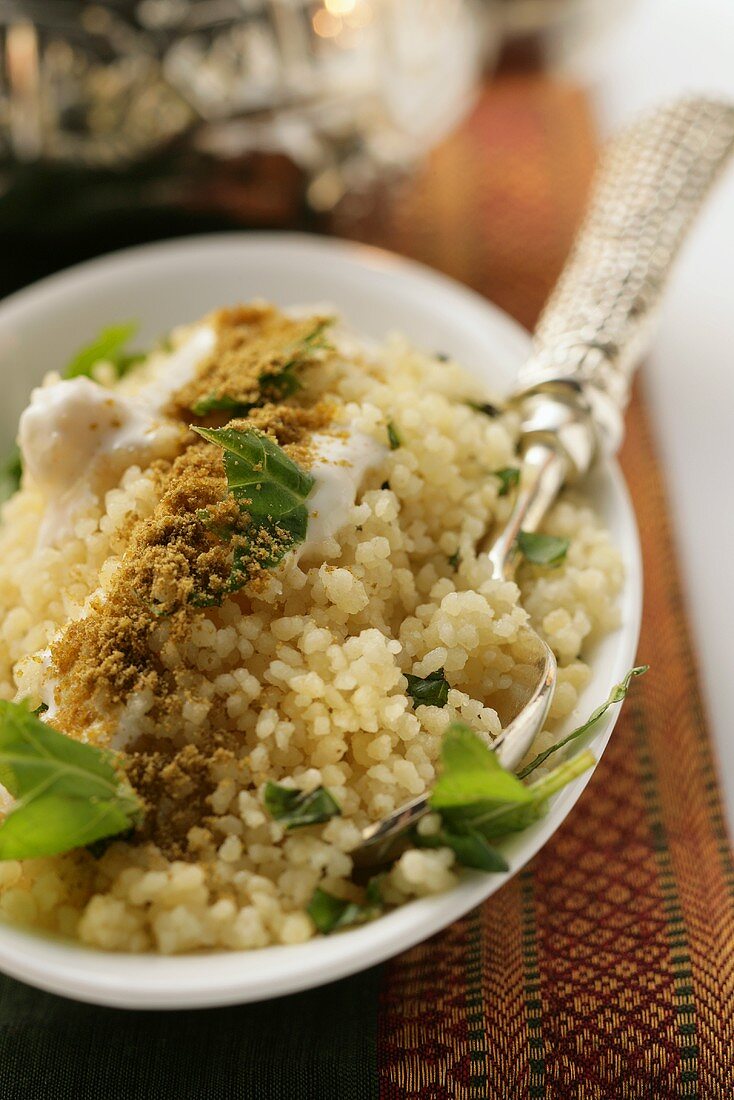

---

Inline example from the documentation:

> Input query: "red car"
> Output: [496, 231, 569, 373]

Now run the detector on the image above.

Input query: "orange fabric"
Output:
[337, 74, 734, 1098]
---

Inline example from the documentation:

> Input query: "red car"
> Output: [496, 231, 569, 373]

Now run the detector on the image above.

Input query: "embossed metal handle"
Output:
[515, 97, 734, 460]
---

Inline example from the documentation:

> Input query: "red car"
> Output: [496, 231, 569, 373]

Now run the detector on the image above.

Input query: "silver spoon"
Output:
[354, 96, 734, 869]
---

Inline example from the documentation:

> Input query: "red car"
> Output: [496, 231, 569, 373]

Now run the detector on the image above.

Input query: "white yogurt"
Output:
[302, 429, 387, 552]
[18, 324, 215, 547]
[136, 322, 216, 409]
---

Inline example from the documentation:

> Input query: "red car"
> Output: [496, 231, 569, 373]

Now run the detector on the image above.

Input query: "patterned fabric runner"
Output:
[339, 74, 734, 1099]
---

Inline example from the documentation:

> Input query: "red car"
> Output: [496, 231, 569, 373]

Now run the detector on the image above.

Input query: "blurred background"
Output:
[1, 0, 733, 822]
[0, 0, 637, 288]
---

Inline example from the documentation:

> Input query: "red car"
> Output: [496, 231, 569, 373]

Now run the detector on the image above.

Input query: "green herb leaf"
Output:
[414, 824, 508, 872]
[262, 319, 331, 389]
[518, 665, 648, 780]
[430, 722, 531, 813]
[465, 399, 501, 418]
[264, 781, 341, 829]
[405, 668, 450, 709]
[193, 425, 315, 564]
[366, 872, 387, 907]
[191, 394, 244, 416]
[64, 322, 142, 380]
[0, 701, 142, 860]
[114, 352, 147, 378]
[0, 445, 22, 504]
[448, 550, 461, 571]
[307, 887, 376, 935]
[426, 722, 594, 869]
[494, 466, 520, 497]
[517, 530, 570, 565]
[468, 751, 595, 838]
[191, 320, 331, 417]
[386, 421, 402, 450]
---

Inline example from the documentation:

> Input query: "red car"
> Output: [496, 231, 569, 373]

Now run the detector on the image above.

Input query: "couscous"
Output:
[0, 305, 624, 953]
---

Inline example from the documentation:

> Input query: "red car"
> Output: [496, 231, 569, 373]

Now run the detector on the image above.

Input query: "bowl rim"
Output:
[0, 232, 643, 1008]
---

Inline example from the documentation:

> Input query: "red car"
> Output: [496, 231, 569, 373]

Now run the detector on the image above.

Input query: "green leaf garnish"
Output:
[447, 550, 461, 571]
[264, 781, 341, 829]
[517, 530, 569, 565]
[261, 319, 331, 390]
[465, 399, 501, 418]
[518, 665, 648, 780]
[0, 445, 22, 504]
[191, 393, 249, 417]
[307, 887, 377, 935]
[469, 751, 595, 838]
[405, 668, 450, 709]
[386, 421, 402, 450]
[495, 466, 520, 497]
[64, 322, 143, 381]
[431, 723, 531, 814]
[191, 320, 331, 416]
[193, 425, 315, 566]
[365, 872, 387, 907]
[0, 701, 142, 860]
[414, 824, 508, 872]
[423, 722, 594, 868]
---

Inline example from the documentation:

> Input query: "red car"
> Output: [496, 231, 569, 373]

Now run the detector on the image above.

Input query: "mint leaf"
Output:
[0, 445, 22, 504]
[308, 887, 376, 934]
[466, 751, 595, 838]
[193, 426, 315, 564]
[191, 319, 331, 417]
[495, 466, 520, 497]
[366, 872, 387, 907]
[264, 782, 341, 829]
[0, 701, 142, 859]
[518, 665, 648, 779]
[262, 319, 331, 390]
[465, 399, 501, 418]
[386, 421, 402, 450]
[191, 393, 246, 417]
[405, 668, 449, 709]
[64, 322, 142, 380]
[424, 722, 594, 870]
[430, 722, 531, 813]
[517, 530, 569, 565]
[414, 825, 508, 872]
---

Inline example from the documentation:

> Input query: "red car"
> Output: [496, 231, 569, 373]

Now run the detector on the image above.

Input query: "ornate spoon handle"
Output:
[514, 97, 734, 463]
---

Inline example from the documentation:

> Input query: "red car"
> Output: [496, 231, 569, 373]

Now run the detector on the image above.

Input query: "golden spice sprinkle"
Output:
[43, 304, 341, 855]
[169, 304, 332, 420]
[49, 444, 242, 735]
[123, 736, 245, 859]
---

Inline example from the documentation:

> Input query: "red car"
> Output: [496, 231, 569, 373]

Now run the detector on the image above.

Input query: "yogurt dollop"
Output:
[18, 324, 216, 546]
[302, 429, 387, 552]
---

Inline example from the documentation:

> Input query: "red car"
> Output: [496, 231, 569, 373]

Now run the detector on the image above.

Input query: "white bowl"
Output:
[0, 234, 642, 1009]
